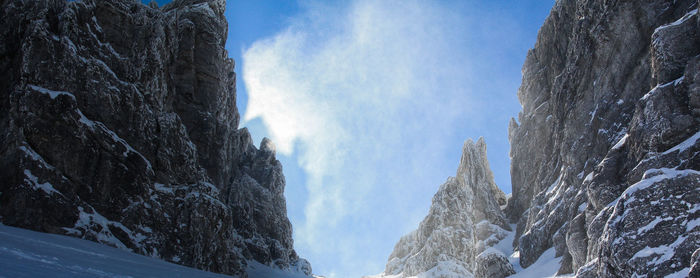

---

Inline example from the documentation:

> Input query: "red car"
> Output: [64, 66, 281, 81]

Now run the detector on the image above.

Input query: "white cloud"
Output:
[242, 0, 482, 276]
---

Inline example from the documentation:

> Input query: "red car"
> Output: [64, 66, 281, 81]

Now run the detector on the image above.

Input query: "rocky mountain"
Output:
[371, 138, 515, 278]
[0, 0, 310, 277]
[508, 0, 699, 276]
[375, 0, 700, 277]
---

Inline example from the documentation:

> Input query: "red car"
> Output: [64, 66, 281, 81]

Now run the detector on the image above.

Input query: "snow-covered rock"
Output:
[473, 248, 515, 278]
[373, 138, 510, 278]
[507, 0, 700, 276]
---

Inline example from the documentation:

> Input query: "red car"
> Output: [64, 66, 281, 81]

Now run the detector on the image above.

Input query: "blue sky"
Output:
[149, 1, 551, 277]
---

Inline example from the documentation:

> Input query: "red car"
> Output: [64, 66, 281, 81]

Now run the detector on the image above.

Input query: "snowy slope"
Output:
[486, 225, 572, 278]
[0, 224, 230, 278]
[367, 224, 576, 278]
[0, 224, 308, 278]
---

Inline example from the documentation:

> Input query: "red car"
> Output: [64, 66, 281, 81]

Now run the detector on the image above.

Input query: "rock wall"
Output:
[377, 138, 514, 278]
[507, 0, 700, 276]
[0, 0, 309, 276]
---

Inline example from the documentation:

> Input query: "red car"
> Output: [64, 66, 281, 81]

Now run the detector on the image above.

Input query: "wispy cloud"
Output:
[241, 0, 517, 276]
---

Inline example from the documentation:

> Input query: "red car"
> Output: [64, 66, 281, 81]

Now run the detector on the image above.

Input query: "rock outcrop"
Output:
[0, 0, 309, 276]
[376, 138, 513, 278]
[507, 0, 700, 276]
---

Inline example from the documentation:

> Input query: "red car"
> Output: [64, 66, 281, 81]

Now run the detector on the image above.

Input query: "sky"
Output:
[148, 1, 552, 277]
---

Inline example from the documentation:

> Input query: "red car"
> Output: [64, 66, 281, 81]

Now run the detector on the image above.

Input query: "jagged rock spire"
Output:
[378, 138, 512, 278]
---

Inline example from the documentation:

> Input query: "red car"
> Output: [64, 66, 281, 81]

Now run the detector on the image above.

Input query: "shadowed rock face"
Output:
[508, 0, 700, 276]
[0, 0, 309, 276]
[381, 138, 513, 278]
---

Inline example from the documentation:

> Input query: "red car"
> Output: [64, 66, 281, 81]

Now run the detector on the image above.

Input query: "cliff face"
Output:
[376, 138, 514, 278]
[0, 0, 309, 276]
[508, 0, 700, 276]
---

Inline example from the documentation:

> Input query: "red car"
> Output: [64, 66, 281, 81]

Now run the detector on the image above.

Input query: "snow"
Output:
[19, 145, 54, 170]
[576, 259, 597, 275]
[665, 267, 690, 278]
[0, 224, 311, 278]
[486, 224, 574, 278]
[192, 3, 217, 19]
[153, 183, 174, 194]
[63, 36, 78, 54]
[91, 58, 126, 84]
[23, 169, 62, 196]
[76, 109, 153, 171]
[662, 130, 700, 155]
[604, 168, 700, 229]
[624, 168, 700, 199]
[611, 134, 628, 150]
[19, 146, 44, 162]
[631, 235, 687, 265]
[654, 9, 698, 33]
[64, 206, 131, 250]
[686, 214, 700, 233]
[534, 101, 549, 113]
[477, 247, 505, 259]
[246, 261, 318, 278]
[201, 182, 220, 194]
[76, 109, 96, 128]
[636, 216, 672, 234]
[28, 85, 76, 101]
[588, 104, 598, 124]
[578, 202, 587, 212]
[0, 224, 229, 278]
[641, 76, 683, 101]
[183, 191, 227, 209]
[508, 248, 573, 278]
[546, 173, 563, 194]
[418, 260, 473, 278]
[490, 225, 516, 261]
[91, 16, 103, 33]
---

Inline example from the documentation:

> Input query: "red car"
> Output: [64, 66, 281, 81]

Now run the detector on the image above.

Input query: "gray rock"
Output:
[0, 0, 308, 276]
[383, 176, 476, 277]
[473, 249, 515, 278]
[380, 138, 509, 277]
[507, 0, 700, 276]
[596, 171, 700, 277]
[574, 259, 598, 278]
[458, 138, 510, 230]
[651, 8, 700, 85]
[566, 212, 588, 271]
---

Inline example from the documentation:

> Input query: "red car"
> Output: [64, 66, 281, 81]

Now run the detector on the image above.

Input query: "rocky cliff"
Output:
[0, 0, 310, 276]
[508, 0, 699, 276]
[373, 138, 514, 278]
[375, 0, 700, 277]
